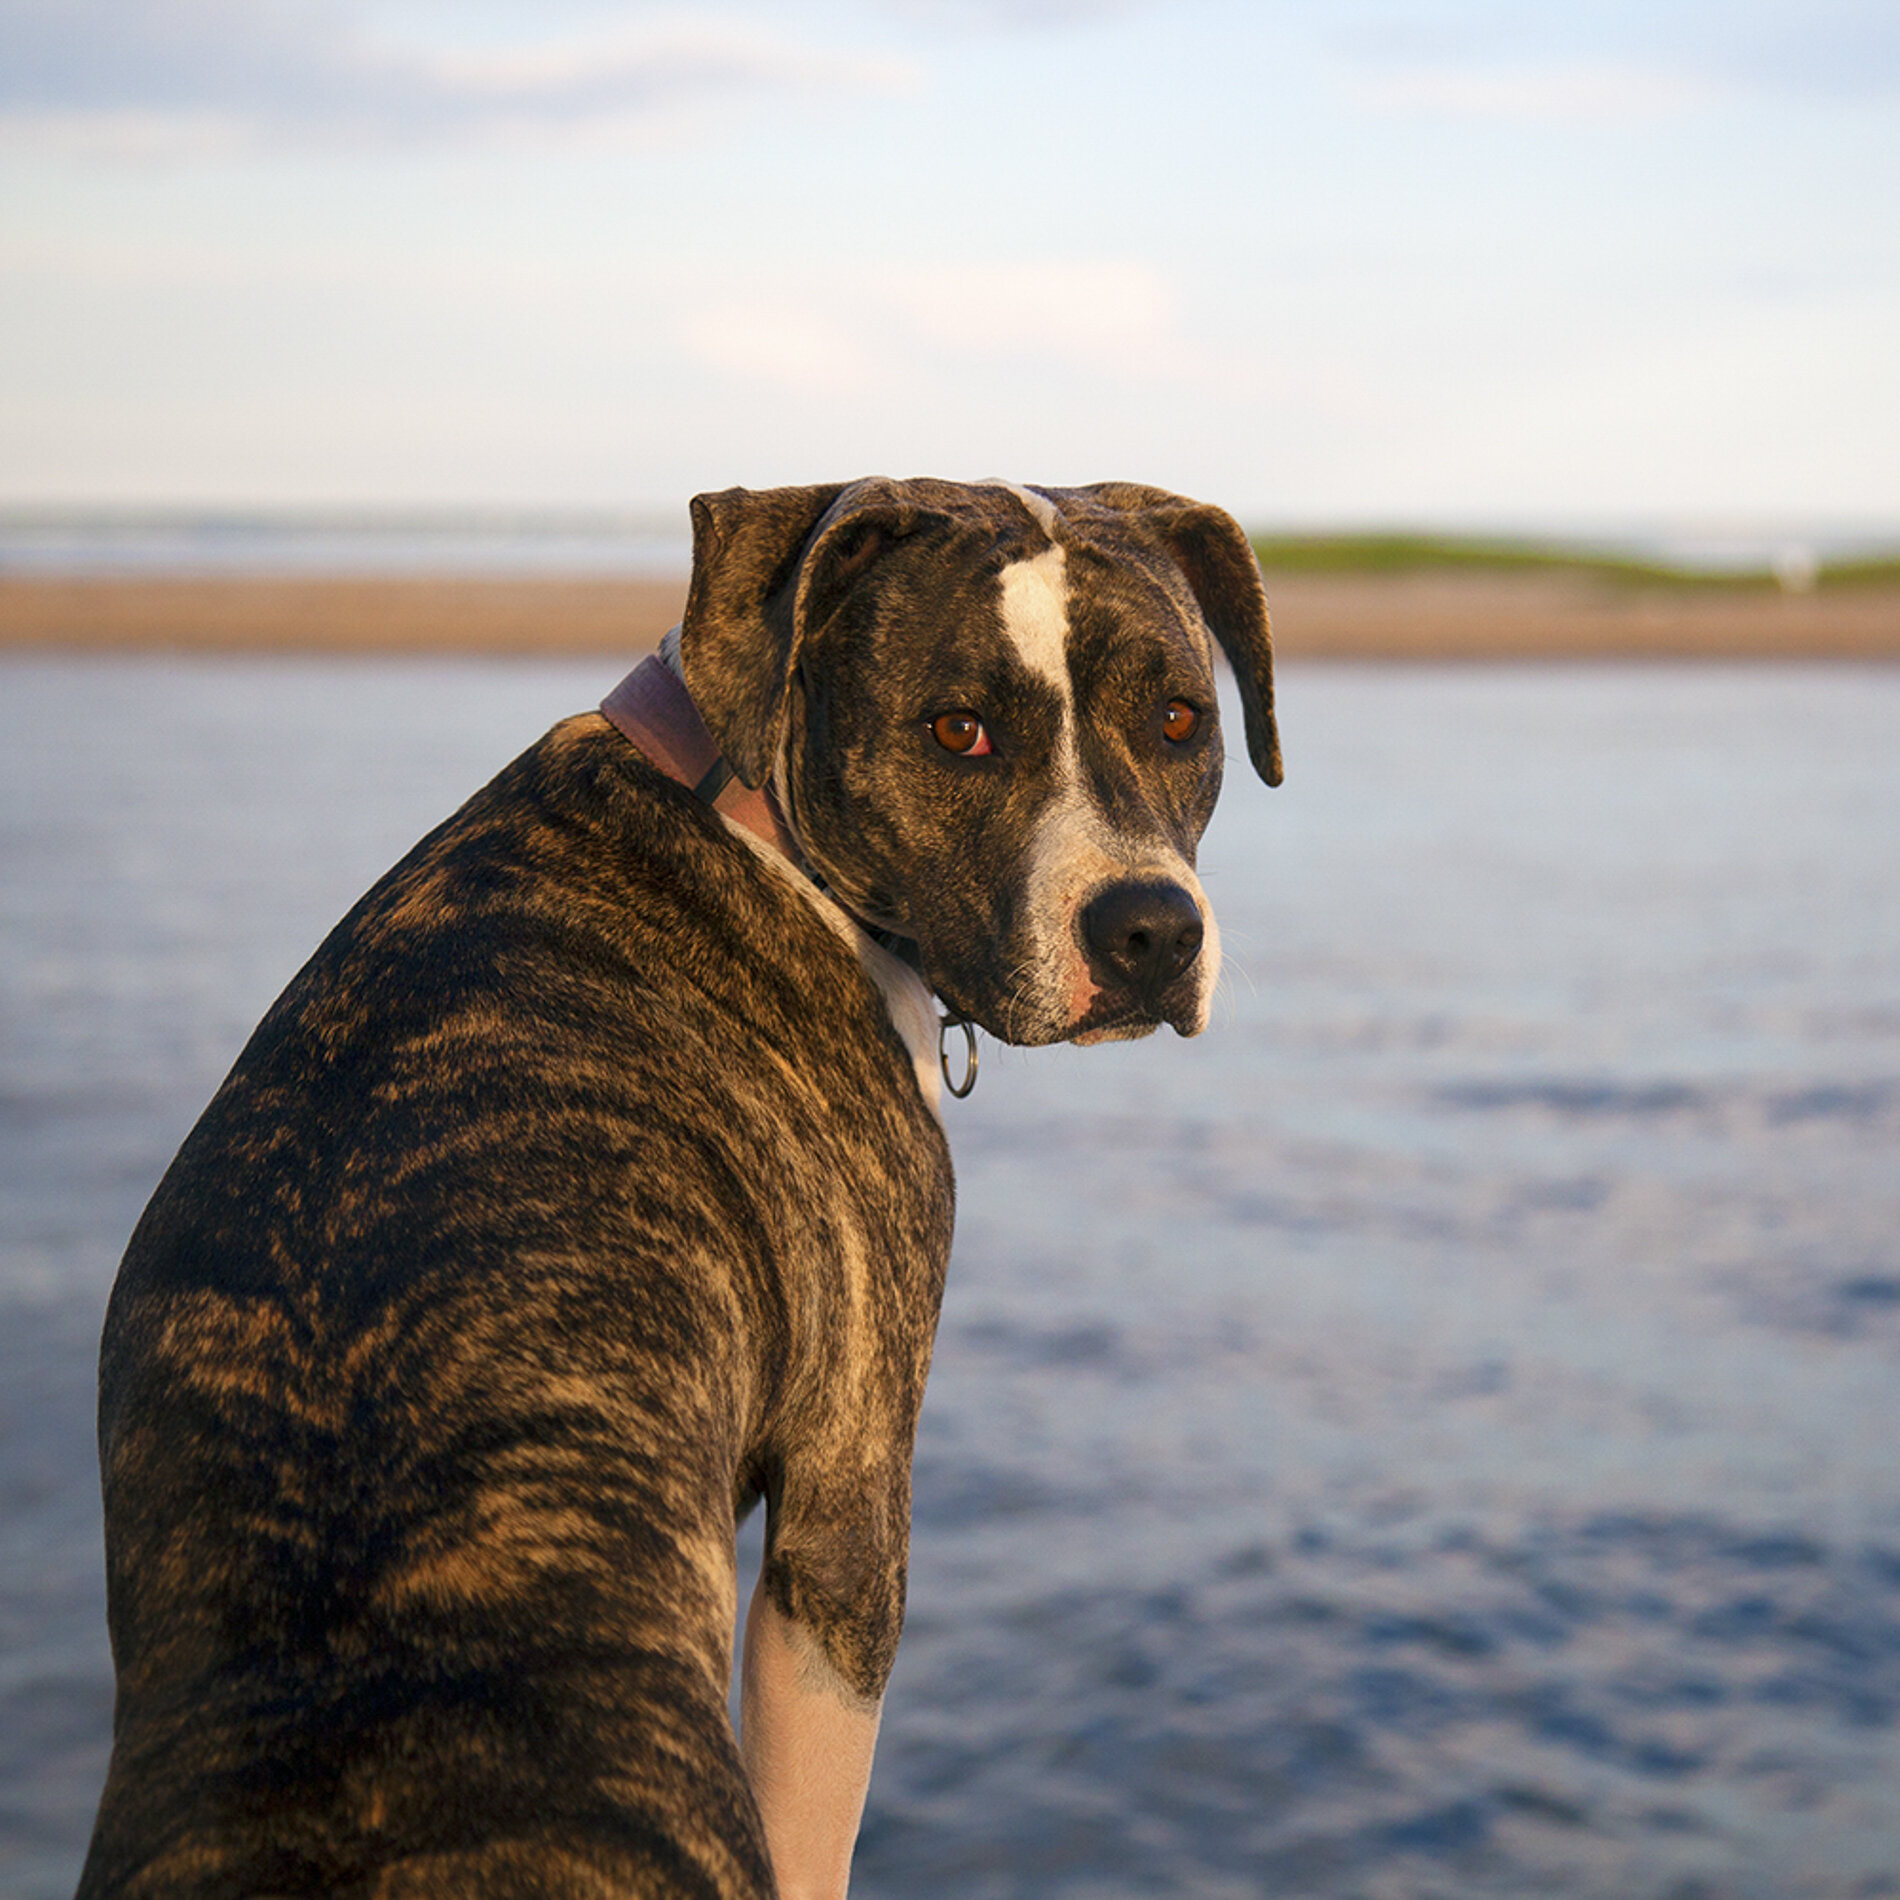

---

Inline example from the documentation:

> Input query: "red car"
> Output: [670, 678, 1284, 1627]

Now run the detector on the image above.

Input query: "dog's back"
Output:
[81, 716, 951, 1898]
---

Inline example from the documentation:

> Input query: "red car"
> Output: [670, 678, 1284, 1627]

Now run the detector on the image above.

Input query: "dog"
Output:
[80, 478, 1281, 1898]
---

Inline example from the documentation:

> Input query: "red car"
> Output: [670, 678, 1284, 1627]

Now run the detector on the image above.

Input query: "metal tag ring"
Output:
[939, 1015, 978, 1099]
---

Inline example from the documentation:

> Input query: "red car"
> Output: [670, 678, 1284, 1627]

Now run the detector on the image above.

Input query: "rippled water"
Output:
[3, 657, 1897, 1898]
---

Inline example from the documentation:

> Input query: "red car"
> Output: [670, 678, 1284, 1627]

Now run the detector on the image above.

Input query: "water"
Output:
[2, 657, 1897, 1897]
[0, 512, 692, 576]
[3, 510, 1893, 581]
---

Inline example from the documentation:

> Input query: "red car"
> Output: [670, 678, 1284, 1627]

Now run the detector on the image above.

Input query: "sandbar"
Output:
[2, 570, 1896, 660]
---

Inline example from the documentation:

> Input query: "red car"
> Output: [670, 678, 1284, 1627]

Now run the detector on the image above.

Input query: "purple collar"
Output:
[600, 653, 799, 863]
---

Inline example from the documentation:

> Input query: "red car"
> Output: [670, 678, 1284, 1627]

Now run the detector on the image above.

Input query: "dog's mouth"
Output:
[924, 967, 1202, 1049]
[1071, 1015, 1163, 1046]
[1066, 984, 1201, 1045]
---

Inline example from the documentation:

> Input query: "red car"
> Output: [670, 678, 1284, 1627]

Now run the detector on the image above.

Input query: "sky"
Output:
[1, 0, 1897, 529]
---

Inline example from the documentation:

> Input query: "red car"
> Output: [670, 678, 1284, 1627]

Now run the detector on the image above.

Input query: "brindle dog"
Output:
[80, 479, 1281, 1898]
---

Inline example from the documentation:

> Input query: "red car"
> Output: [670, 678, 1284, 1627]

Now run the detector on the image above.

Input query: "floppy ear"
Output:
[678, 484, 846, 790]
[1077, 483, 1283, 787]
[680, 480, 939, 788]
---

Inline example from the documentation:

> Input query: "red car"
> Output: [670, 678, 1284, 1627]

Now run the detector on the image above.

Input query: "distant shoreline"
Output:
[2, 570, 1897, 660]
[0, 575, 689, 656]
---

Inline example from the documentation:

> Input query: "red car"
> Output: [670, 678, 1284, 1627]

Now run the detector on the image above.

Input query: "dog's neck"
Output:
[599, 642, 959, 1106]
[600, 642, 924, 963]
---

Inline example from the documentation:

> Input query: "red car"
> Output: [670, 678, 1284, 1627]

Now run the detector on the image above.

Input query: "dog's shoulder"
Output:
[264, 710, 928, 1093]
[106, 712, 951, 1328]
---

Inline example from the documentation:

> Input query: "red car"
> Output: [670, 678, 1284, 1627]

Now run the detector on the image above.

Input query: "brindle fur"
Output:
[83, 723, 949, 1896]
[82, 478, 1278, 1898]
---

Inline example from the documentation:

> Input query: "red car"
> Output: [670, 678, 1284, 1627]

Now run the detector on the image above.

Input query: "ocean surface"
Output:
[2, 655, 1897, 1898]
[0, 512, 694, 576]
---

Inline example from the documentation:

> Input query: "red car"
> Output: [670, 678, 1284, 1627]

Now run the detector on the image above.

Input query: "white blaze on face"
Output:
[996, 544, 1072, 699]
[994, 539, 1221, 1041]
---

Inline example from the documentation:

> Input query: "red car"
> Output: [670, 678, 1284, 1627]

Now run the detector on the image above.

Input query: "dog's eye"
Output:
[1162, 700, 1200, 745]
[932, 711, 992, 756]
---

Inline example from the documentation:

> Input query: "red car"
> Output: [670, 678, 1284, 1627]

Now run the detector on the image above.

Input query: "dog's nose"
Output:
[1083, 880, 1204, 1004]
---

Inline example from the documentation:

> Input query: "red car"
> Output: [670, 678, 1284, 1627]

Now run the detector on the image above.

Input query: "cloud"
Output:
[885, 260, 1178, 364]
[1320, 0, 1900, 111]
[0, 0, 915, 152]
[875, 0, 1130, 23]
[1696, 0, 1900, 99]
[1344, 58, 1721, 123]
[686, 305, 875, 394]
[679, 257, 1187, 398]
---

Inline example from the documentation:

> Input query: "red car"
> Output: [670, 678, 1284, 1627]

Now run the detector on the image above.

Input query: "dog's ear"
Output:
[679, 484, 845, 790]
[681, 481, 937, 788]
[1075, 483, 1283, 788]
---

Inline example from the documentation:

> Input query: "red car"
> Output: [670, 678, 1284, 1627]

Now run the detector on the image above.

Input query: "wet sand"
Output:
[0, 575, 689, 655]
[1262, 571, 1900, 660]
[3, 570, 1897, 659]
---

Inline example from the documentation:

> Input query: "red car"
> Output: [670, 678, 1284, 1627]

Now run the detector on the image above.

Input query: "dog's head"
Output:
[679, 477, 1281, 1047]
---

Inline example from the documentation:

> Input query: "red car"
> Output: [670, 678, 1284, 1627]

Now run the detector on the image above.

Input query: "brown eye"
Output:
[1162, 699, 1199, 744]
[932, 711, 992, 756]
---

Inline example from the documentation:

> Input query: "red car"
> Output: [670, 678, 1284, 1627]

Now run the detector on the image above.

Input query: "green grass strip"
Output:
[1247, 532, 1896, 591]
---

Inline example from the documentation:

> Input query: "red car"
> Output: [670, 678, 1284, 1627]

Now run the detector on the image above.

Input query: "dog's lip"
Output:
[1066, 973, 1209, 1044]
[1067, 997, 1165, 1041]
[925, 971, 1199, 1047]
[1071, 1019, 1163, 1047]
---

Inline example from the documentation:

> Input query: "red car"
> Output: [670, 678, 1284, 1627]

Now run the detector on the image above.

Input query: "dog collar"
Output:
[600, 652, 799, 861]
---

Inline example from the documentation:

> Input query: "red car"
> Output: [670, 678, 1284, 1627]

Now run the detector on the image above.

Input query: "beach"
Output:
[3, 569, 1898, 659]
[0, 574, 690, 655]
